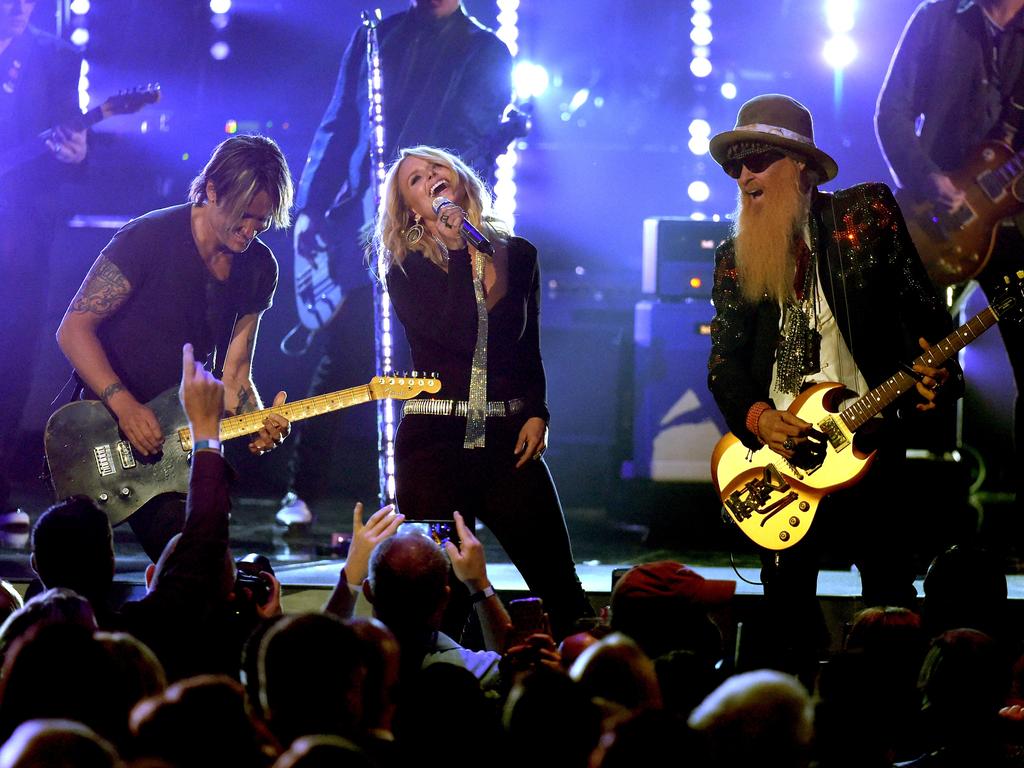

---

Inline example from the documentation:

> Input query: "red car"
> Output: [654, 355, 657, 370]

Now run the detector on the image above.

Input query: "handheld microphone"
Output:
[431, 197, 494, 255]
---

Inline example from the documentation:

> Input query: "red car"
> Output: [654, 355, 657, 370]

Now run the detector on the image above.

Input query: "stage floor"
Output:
[6, 481, 1024, 610]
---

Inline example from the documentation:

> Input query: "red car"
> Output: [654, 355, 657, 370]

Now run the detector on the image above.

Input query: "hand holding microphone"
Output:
[431, 196, 494, 255]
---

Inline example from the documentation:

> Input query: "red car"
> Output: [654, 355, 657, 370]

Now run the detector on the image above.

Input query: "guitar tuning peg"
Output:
[431, 371, 439, 379]
[1006, 275, 1012, 284]
[411, 370, 419, 378]
[1017, 270, 1024, 279]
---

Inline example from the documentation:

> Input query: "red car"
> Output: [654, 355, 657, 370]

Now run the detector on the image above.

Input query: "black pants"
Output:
[127, 492, 187, 564]
[394, 412, 594, 642]
[754, 441, 917, 677]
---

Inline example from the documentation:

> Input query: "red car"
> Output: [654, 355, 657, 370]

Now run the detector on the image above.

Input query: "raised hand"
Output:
[179, 342, 224, 441]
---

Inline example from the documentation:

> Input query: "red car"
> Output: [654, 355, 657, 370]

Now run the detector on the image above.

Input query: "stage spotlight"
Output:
[692, 0, 711, 11]
[825, 0, 856, 34]
[690, 27, 712, 46]
[721, 82, 737, 99]
[210, 41, 231, 61]
[209, 0, 231, 14]
[69, 0, 90, 15]
[688, 118, 711, 137]
[70, 27, 89, 46]
[211, 13, 229, 30]
[688, 181, 711, 203]
[823, 35, 857, 69]
[513, 61, 549, 100]
[690, 57, 712, 78]
[688, 135, 710, 155]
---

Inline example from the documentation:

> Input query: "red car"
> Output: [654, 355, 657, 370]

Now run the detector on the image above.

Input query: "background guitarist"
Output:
[877, 0, 1024, 512]
[278, 0, 516, 528]
[54, 134, 294, 563]
[0, 0, 87, 530]
[706, 94, 963, 683]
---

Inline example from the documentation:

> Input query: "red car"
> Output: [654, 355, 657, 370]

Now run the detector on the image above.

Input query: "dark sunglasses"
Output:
[723, 149, 786, 179]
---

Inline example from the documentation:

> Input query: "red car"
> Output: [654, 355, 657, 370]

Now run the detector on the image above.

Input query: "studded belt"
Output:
[402, 397, 526, 418]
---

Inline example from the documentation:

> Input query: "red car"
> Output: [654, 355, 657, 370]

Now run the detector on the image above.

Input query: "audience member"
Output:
[129, 674, 279, 768]
[921, 544, 1010, 647]
[0, 719, 122, 768]
[688, 668, 813, 768]
[902, 628, 1014, 768]
[568, 631, 662, 727]
[609, 561, 735, 667]
[363, 521, 509, 688]
[591, 709, 701, 768]
[0, 587, 96, 665]
[347, 616, 401, 765]
[502, 665, 602, 768]
[0, 622, 127, 750]
[256, 612, 367, 750]
[271, 735, 375, 768]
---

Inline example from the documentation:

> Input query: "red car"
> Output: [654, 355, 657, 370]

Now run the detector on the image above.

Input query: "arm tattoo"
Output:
[70, 256, 131, 317]
[99, 381, 125, 404]
[235, 385, 258, 414]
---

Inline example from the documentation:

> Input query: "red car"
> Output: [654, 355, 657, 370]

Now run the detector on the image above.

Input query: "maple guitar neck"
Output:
[176, 383, 375, 449]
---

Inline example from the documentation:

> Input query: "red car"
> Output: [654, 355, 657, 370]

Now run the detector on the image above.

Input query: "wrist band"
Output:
[193, 439, 223, 454]
[745, 402, 771, 444]
[470, 585, 496, 604]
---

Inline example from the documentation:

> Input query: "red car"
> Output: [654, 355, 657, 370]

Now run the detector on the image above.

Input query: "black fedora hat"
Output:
[709, 93, 838, 182]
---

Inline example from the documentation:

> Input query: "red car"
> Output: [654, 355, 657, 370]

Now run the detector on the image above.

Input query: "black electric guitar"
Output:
[710, 272, 1024, 551]
[44, 374, 440, 525]
[0, 84, 161, 178]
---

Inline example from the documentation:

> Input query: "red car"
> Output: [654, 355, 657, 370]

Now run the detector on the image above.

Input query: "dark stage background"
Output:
[13, 1, 1015, 526]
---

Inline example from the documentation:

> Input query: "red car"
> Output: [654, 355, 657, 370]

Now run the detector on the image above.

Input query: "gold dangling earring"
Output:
[405, 213, 424, 246]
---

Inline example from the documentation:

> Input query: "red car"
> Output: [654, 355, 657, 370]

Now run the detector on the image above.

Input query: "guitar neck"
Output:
[176, 383, 374, 447]
[840, 306, 999, 432]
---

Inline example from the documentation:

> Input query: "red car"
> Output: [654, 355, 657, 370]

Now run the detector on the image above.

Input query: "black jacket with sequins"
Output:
[707, 182, 964, 451]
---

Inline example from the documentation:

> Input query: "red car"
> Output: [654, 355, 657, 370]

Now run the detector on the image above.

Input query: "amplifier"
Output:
[630, 298, 728, 482]
[641, 217, 730, 298]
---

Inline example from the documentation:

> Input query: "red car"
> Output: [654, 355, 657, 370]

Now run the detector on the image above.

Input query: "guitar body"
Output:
[711, 382, 876, 550]
[293, 197, 369, 332]
[898, 139, 1024, 288]
[44, 389, 190, 526]
[44, 373, 441, 525]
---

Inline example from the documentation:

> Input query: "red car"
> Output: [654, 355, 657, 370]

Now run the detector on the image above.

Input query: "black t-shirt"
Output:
[92, 203, 277, 403]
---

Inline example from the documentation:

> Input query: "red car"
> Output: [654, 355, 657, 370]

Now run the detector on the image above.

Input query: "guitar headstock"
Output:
[368, 373, 442, 401]
[100, 84, 161, 119]
[994, 270, 1024, 325]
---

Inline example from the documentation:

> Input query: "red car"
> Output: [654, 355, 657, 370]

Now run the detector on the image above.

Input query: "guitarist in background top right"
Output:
[877, 0, 1024, 512]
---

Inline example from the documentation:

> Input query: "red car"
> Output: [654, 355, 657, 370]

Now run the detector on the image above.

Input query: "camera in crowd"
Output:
[234, 552, 274, 608]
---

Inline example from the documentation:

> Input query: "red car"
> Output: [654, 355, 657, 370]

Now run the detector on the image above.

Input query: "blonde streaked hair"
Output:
[188, 134, 294, 229]
[372, 145, 509, 276]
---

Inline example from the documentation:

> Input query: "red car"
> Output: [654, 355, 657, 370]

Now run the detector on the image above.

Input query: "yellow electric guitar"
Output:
[711, 272, 1024, 551]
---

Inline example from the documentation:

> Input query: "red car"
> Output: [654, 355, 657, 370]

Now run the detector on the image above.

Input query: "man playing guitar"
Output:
[56, 134, 294, 562]
[877, 0, 1024, 511]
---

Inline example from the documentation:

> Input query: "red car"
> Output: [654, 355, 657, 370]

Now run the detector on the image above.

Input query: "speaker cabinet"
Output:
[630, 298, 728, 481]
[641, 217, 730, 298]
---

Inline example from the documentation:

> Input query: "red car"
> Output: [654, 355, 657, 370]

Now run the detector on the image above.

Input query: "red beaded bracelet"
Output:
[745, 402, 771, 443]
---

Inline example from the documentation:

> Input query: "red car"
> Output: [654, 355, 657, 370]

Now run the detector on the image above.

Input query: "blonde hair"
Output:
[372, 146, 509, 276]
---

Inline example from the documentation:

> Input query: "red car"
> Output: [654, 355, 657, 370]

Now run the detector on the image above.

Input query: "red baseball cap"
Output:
[611, 562, 735, 609]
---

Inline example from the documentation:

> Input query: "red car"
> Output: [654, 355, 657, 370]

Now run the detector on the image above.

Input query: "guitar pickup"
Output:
[93, 445, 116, 477]
[115, 441, 136, 469]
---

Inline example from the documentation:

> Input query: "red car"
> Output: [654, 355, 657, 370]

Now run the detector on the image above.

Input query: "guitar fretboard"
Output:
[176, 384, 372, 448]
[840, 306, 999, 432]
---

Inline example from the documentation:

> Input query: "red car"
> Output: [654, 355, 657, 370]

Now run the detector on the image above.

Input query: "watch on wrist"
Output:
[470, 585, 496, 604]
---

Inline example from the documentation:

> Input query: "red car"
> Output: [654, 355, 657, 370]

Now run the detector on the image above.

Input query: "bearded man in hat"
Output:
[706, 93, 964, 675]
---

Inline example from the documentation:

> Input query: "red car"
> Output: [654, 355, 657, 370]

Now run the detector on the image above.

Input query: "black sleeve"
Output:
[295, 25, 367, 214]
[875, 3, 941, 195]
[516, 240, 550, 423]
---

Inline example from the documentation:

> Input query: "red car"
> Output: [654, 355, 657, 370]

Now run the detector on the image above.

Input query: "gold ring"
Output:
[782, 438, 794, 451]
